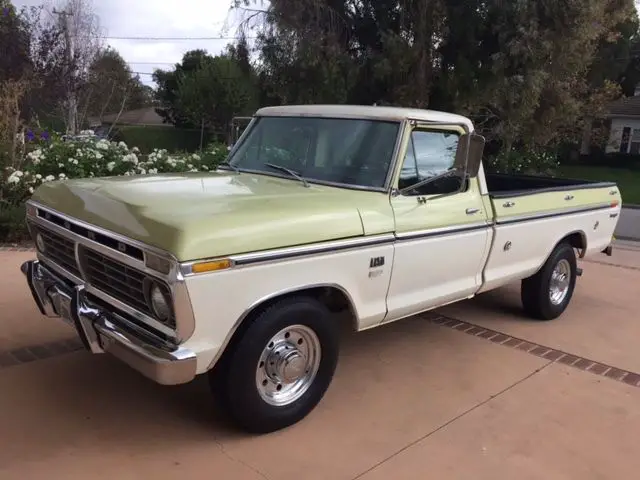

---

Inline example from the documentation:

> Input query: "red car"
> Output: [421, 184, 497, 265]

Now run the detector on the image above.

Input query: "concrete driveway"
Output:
[1, 245, 639, 479]
[616, 207, 640, 241]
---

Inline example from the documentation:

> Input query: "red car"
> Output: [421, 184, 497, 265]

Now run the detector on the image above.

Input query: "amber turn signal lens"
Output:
[191, 259, 232, 274]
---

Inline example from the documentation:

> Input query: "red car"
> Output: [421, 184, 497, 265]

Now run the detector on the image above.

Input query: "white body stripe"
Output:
[181, 202, 619, 374]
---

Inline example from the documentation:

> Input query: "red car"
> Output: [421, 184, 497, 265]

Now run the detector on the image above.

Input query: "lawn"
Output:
[557, 165, 640, 205]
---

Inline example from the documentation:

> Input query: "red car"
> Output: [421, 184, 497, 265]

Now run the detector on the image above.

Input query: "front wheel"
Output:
[521, 242, 578, 321]
[210, 296, 340, 433]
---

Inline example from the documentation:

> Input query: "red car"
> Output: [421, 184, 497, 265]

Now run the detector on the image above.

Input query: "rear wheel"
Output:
[521, 242, 577, 321]
[209, 296, 339, 433]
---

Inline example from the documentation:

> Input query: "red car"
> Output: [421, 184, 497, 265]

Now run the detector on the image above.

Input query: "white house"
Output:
[605, 90, 640, 154]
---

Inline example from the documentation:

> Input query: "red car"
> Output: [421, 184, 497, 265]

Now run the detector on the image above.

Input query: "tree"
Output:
[0, 0, 32, 82]
[176, 54, 257, 132]
[78, 47, 152, 126]
[18, 4, 71, 132]
[153, 49, 213, 127]
[154, 48, 257, 130]
[234, 0, 639, 155]
[52, 0, 104, 134]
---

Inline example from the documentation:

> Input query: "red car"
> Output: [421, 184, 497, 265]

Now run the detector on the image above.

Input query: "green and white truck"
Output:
[20, 105, 621, 433]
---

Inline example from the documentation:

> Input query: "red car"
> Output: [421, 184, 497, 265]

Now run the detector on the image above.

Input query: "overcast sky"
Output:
[12, 0, 258, 85]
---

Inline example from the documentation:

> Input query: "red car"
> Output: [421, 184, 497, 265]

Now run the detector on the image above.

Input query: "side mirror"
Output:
[453, 133, 485, 178]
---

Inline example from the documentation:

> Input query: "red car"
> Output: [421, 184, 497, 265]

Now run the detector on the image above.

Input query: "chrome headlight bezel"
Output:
[143, 277, 175, 325]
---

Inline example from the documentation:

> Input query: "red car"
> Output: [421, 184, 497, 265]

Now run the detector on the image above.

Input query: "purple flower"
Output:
[25, 130, 35, 142]
[40, 131, 50, 141]
[2, 7, 10, 17]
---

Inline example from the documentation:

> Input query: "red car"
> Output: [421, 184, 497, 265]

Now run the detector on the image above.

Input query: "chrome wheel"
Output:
[256, 324, 322, 407]
[549, 259, 571, 305]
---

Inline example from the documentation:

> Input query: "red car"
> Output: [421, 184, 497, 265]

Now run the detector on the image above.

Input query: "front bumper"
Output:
[21, 260, 197, 385]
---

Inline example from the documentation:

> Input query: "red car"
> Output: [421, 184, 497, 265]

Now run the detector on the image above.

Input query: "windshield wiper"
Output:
[217, 161, 240, 173]
[264, 163, 309, 187]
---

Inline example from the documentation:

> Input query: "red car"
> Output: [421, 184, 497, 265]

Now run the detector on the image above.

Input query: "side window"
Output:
[398, 129, 462, 196]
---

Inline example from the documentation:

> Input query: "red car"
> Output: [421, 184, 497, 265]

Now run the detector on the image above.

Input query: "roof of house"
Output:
[255, 104, 474, 130]
[608, 95, 640, 117]
[100, 107, 168, 126]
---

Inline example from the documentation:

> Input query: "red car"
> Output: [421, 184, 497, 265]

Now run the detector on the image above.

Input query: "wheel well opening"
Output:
[562, 231, 587, 258]
[210, 286, 358, 373]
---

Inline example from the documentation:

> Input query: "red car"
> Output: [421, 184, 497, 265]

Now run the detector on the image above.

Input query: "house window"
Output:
[630, 129, 640, 154]
[619, 126, 640, 154]
[620, 127, 631, 153]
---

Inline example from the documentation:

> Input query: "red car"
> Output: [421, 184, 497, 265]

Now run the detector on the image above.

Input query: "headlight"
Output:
[35, 232, 46, 253]
[145, 280, 173, 323]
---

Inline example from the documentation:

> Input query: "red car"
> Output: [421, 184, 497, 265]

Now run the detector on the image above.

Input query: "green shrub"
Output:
[486, 150, 560, 176]
[0, 201, 27, 243]
[110, 126, 219, 154]
[574, 150, 640, 170]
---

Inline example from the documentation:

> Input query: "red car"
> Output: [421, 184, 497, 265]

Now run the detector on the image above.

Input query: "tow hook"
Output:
[576, 267, 583, 277]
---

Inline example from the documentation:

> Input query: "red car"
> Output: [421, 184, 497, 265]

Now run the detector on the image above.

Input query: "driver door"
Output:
[384, 124, 492, 322]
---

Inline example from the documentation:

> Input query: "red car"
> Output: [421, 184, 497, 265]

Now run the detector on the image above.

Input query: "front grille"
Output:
[31, 219, 176, 331]
[36, 227, 82, 277]
[82, 248, 153, 318]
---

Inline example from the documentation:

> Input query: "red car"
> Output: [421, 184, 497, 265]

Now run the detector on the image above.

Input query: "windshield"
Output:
[225, 116, 401, 189]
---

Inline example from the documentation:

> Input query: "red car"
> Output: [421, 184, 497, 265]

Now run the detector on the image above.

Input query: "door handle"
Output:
[465, 208, 480, 215]
[503, 201, 515, 208]
[564, 194, 574, 201]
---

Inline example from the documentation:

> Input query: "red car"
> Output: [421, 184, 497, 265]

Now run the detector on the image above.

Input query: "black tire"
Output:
[209, 296, 340, 434]
[521, 242, 578, 321]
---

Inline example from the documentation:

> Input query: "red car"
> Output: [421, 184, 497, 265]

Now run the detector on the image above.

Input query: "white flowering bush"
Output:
[1, 132, 229, 241]
[2, 133, 229, 200]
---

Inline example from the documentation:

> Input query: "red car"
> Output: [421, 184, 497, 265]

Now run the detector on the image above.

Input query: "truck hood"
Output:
[31, 171, 373, 261]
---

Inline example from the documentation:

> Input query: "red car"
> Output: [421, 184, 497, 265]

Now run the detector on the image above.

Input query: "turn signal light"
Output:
[191, 259, 232, 274]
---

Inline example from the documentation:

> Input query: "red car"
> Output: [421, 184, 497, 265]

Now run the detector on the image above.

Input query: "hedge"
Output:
[109, 126, 221, 154]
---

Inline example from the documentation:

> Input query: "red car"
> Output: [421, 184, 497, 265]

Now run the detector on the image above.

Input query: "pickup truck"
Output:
[20, 105, 621, 434]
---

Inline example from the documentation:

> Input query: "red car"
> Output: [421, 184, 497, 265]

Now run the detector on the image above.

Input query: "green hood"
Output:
[31, 171, 383, 261]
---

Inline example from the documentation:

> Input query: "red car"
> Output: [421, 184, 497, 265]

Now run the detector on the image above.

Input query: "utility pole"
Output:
[53, 7, 77, 136]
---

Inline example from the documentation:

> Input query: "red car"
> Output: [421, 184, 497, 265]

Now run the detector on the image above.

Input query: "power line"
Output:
[129, 61, 176, 66]
[104, 35, 257, 41]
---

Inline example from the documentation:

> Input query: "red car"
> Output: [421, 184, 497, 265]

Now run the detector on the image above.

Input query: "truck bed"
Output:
[479, 172, 621, 293]
[485, 173, 616, 198]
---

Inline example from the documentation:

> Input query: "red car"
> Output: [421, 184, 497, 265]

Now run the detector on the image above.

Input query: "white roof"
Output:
[255, 104, 473, 130]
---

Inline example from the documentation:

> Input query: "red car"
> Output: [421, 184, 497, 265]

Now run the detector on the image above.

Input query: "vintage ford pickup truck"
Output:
[20, 105, 621, 433]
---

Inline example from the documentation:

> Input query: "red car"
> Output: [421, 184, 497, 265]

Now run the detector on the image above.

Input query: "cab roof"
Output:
[255, 104, 473, 131]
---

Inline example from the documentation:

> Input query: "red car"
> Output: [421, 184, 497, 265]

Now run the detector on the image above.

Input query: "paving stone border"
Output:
[427, 314, 640, 388]
[581, 258, 640, 272]
[0, 244, 35, 252]
[1, 248, 638, 389]
[0, 338, 83, 369]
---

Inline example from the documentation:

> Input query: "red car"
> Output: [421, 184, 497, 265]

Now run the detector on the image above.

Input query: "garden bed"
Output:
[1, 132, 229, 243]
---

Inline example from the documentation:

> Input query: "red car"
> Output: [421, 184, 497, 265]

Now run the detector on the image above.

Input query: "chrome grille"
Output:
[36, 227, 81, 277]
[82, 248, 154, 318]
[30, 219, 176, 331]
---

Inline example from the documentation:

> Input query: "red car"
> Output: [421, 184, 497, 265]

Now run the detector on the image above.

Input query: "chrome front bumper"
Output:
[21, 260, 197, 385]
